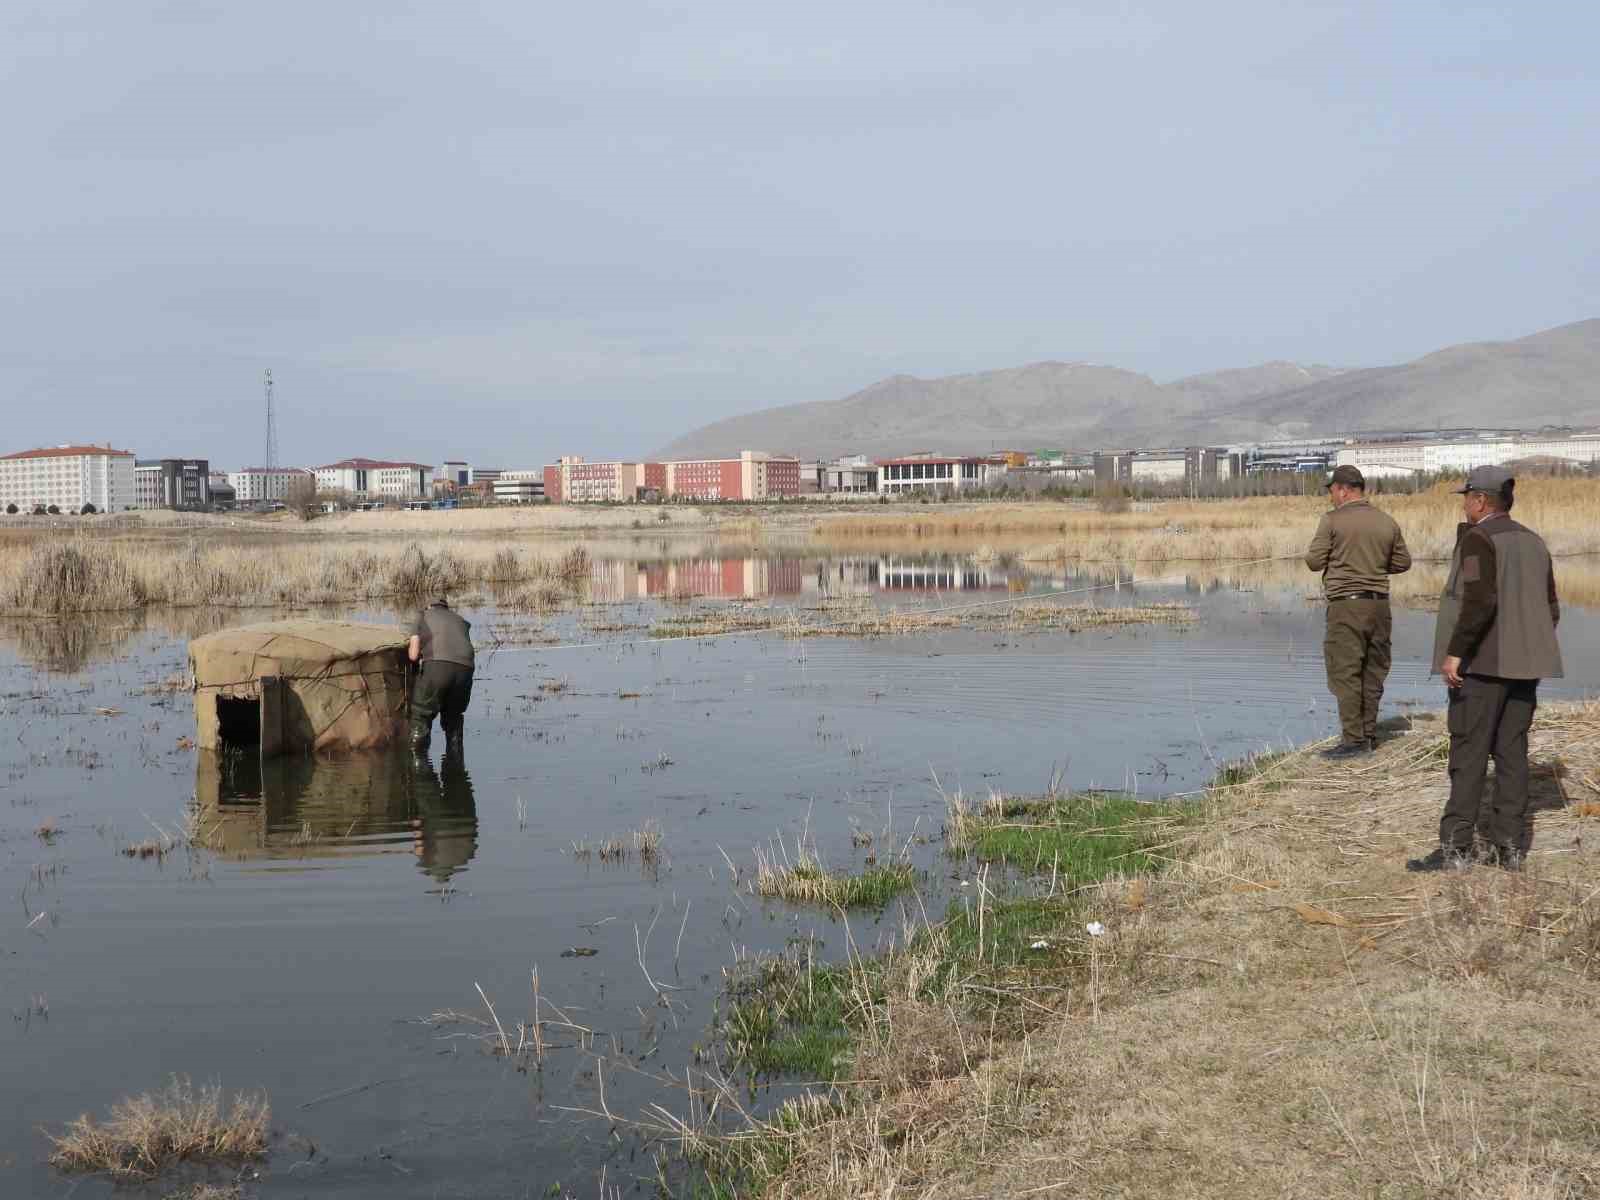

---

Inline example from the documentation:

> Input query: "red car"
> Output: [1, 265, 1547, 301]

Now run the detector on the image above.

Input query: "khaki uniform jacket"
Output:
[1431, 515, 1562, 680]
[1305, 500, 1412, 600]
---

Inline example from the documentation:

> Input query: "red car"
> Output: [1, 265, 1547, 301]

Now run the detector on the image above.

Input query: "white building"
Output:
[1336, 433, 1600, 478]
[875, 455, 999, 494]
[314, 458, 432, 501]
[0, 444, 136, 512]
[492, 476, 545, 503]
[229, 467, 315, 503]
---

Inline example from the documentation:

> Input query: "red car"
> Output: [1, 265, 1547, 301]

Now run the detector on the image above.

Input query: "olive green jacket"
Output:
[1305, 500, 1412, 600]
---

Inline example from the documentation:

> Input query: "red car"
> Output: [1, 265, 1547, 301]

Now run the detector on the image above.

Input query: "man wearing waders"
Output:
[409, 596, 475, 754]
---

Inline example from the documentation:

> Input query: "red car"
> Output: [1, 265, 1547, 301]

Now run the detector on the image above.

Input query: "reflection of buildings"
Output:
[588, 558, 806, 602]
[194, 747, 477, 882]
[876, 557, 1007, 592]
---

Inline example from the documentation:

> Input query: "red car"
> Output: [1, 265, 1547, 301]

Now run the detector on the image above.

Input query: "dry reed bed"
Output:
[683, 703, 1600, 1198]
[815, 478, 1600, 565]
[0, 538, 592, 614]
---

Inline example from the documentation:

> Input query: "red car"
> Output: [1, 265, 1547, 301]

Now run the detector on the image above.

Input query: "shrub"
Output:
[4, 503, 16, 515]
[80, 502, 97, 515]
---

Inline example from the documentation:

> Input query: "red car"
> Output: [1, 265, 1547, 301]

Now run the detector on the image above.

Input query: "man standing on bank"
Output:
[1305, 465, 1412, 758]
[408, 596, 475, 754]
[1407, 467, 1561, 873]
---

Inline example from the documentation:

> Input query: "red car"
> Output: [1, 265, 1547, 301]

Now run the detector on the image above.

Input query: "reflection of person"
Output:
[1305, 465, 1411, 758]
[408, 596, 475, 754]
[411, 744, 479, 883]
[1409, 468, 1562, 873]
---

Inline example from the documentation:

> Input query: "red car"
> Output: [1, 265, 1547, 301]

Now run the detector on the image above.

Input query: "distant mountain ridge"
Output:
[655, 319, 1600, 460]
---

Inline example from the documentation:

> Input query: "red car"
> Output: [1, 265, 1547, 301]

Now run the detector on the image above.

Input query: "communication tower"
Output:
[264, 369, 278, 470]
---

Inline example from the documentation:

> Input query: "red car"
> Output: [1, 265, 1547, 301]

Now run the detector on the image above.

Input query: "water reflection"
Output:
[194, 746, 478, 882]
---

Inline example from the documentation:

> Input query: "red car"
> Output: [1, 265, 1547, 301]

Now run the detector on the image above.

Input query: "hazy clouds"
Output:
[3, 1, 1596, 466]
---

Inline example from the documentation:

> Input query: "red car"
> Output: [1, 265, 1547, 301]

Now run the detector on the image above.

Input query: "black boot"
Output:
[1321, 740, 1370, 760]
[1406, 845, 1472, 873]
[1477, 844, 1522, 872]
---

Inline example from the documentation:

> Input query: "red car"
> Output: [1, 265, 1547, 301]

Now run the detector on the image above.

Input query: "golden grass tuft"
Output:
[48, 1077, 269, 1179]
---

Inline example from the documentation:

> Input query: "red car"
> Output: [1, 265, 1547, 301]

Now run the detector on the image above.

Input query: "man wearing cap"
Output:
[408, 596, 475, 754]
[1305, 465, 1412, 757]
[1408, 467, 1561, 872]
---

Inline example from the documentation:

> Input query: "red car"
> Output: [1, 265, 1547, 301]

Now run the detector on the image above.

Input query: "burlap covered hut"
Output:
[190, 620, 410, 757]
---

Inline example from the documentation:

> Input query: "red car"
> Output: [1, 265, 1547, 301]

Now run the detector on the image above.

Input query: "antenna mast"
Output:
[264, 369, 278, 470]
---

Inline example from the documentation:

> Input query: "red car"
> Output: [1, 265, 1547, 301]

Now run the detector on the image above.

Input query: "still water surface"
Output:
[3, 551, 1597, 1197]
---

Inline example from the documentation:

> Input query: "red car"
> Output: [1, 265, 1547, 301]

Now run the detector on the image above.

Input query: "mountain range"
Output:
[655, 319, 1600, 460]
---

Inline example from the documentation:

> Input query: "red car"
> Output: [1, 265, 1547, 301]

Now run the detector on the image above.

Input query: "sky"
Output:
[2, 1, 1596, 469]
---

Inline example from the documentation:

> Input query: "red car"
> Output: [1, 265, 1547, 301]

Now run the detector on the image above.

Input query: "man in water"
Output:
[408, 595, 475, 754]
[1305, 465, 1412, 757]
[1408, 467, 1562, 872]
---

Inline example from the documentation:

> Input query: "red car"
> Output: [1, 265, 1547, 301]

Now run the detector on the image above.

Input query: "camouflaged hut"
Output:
[190, 620, 410, 757]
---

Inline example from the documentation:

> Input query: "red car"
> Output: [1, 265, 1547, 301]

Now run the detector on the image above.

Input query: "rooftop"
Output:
[316, 458, 433, 471]
[2, 444, 135, 461]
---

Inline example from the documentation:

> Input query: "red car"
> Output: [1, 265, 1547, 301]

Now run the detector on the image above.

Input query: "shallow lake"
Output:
[3, 550, 1597, 1197]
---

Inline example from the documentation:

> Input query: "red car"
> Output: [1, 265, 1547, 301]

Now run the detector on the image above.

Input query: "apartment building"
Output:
[542, 457, 660, 503]
[315, 458, 432, 500]
[0, 444, 136, 512]
[135, 459, 211, 510]
[664, 451, 800, 501]
[229, 467, 315, 503]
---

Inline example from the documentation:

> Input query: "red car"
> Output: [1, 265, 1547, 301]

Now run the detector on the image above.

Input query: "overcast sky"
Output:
[3, 1, 1595, 469]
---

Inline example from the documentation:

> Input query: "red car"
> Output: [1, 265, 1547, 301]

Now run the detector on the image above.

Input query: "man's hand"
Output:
[1442, 655, 1464, 688]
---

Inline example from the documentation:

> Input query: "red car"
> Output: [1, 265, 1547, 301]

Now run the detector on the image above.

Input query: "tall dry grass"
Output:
[815, 478, 1600, 564]
[0, 537, 594, 615]
[48, 1077, 269, 1179]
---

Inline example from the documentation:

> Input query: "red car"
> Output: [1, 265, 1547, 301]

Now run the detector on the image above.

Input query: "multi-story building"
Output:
[314, 459, 432, 501]
[229, 467, 315, 504]
[135, 458, 212, 510]
[542, 457, 661, 503]
[665, 451, 799, 501]
[1335, 432, 1600, 479]
[208, 472, 237, 508]
[543, 451, 802, 503]
[0, 444, 136, 512]
[492, 475, 545, 503]
[1094, 447, 1239, 488]
[876, 455, 995, 495]
[814, 455, 880, 493]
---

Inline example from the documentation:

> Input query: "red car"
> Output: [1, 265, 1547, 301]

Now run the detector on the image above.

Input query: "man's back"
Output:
[415, 603, 475, 668]
[1305, 500, 1411, 599]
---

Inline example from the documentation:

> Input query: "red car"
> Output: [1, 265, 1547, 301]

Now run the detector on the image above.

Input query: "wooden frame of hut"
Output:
[189, 621, 410, 757]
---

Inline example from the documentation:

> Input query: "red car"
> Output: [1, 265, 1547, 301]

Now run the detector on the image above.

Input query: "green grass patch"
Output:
[722, 953, 872, 1081]
[947, 790, 1168, 881]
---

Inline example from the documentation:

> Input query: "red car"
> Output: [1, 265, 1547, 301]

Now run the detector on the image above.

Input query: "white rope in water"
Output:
[483, 554, 1302, 659]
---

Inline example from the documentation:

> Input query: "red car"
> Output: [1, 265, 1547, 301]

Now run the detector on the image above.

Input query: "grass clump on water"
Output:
[751, 842, 916, 908]
[48, 1077, 269, 1180]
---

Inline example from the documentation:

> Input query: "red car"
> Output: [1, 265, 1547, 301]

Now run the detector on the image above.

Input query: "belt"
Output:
[1330, 591, 1388, 602]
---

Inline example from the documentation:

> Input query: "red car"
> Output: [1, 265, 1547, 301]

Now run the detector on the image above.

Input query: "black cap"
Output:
[1326, 464, 1365, 490]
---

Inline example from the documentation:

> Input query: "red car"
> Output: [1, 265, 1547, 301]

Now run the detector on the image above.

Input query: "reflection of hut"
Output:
[194, 747, 478, 881]
[189, 621, 409, 756]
